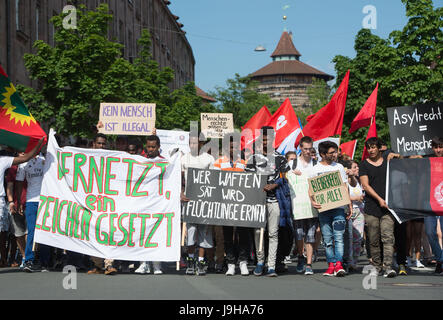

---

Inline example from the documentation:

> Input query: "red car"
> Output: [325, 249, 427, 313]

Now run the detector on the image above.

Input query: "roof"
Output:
[271, 31, 301, 58]
[195, 86, 216, 103]
[250, 60, 334, 80]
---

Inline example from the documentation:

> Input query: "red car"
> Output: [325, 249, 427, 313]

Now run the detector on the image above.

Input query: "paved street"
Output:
[1, 255, 441, 300]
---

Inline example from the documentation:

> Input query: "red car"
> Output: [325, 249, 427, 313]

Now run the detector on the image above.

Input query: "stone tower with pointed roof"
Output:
[250, 31, 334, 107]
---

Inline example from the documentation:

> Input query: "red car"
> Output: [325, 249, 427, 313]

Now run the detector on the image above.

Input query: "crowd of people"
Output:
[0, 127, 442, 279]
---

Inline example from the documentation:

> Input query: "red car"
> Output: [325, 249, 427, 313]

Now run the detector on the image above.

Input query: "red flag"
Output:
[241, 105, 271, 150]
[296, 70, 350, 145]
[349, 83, 378, 133]
[265, 98, 302, 153]
[0, 64, 47, 152]
[361, 117, 377, 161]
[340, 140, 357, 159]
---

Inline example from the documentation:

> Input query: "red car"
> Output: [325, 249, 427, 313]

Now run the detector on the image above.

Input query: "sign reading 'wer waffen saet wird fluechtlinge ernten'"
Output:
[98, 103, 156, 136]
[308, 170, 350, 213]
[387, 103, 442, 156]
[183, 168, 267, 228]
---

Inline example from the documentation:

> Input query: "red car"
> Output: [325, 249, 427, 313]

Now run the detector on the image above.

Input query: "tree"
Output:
[210, 73, 279, 129]
[18, 3, 211, 138]
[299, 77, 332, 126]
[333, 0, 442, 159]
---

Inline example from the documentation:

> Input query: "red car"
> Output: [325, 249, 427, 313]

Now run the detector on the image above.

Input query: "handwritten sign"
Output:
[201, 113, 234, 139]
[287, 170, 318, 220]
[308, 170, 350, 213]
[98, 103, 156, 136]
[387, 103, 443, 156]
[183, 169, 267, 228]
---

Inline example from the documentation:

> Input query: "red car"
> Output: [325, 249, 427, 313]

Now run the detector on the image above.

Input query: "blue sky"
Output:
[169, 0, 414, 94]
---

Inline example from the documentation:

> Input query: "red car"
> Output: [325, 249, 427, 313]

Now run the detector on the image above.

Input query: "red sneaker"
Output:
[323, 263, 335, 276]
[334, 261, 346, 277]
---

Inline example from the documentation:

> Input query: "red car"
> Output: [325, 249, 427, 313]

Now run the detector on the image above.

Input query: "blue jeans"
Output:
[24, 202, 51, 265]
[424, 216, 443, 263]
[318, 208, 346, 264]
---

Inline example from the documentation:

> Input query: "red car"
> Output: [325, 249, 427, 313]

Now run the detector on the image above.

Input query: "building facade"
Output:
[250, 31, 334, 108]
[0, 0, 194, 90]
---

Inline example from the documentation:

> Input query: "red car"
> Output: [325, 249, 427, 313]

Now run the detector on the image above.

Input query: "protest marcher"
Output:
[134, 134, 165, 275]
[407, 219, 425, 268]
[344, 160, 365, 272]
[6, 156, 28, 268]
[1, 142, 44, 268]
[289, 137, 318, 275]
[283, 151, 297, 265]
[180, 134, 215, 276]
[115, 135, 128, 152]
[424, 136, 443, 274]
[246, 126, 290, 277]
[359, 137, 401, 277]
[310, 141, 352, 277]
[212, 132, 250, 276]
[87, 133, 110, 275]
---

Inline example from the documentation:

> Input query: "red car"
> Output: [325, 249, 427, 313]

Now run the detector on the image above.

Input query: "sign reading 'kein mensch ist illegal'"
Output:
[387, 103, 443, 156]
[99, 103, 156, 136]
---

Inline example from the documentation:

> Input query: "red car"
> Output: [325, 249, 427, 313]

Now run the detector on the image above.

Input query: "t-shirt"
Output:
[311, 161, 348, 210]
[349, 182, 364, 211]
[246, 151, 289, 203]
[6, 165, 27, 205]
[358, 158, 389, 217]
[0, 156, 14, 197]
[181, 152, 215, 186]
[16, 155, 45, 203]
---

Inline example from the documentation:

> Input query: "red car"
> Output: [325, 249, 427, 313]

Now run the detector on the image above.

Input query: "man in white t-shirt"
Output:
[181, 134, 215, 276]
[310, 141, 352, 277]
[16, 152, 52, 272]
[0, 138, 44, 269]
[290, 136, 319, 275]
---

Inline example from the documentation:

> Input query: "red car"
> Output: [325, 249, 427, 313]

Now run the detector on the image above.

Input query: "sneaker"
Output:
[323, 263, 335, 276]
[434, 262, 442, 274]
[383, 268, 397, 278]
[414, 260, 425, 268]
[153, 262, 163, 275]
[41, 265, 49, 273]
[134, 262, 150, 274]
[215, 263, 224, 274]
[284, 256, 292, 264]
[19, 258, 25, 270]
[253, 263, 264, 276]
[266, 268, 277, 277]
[334, 261, 346, 277]
[398, 264, 407, 276]
[23, 261, 42, 273]
[225, 263, 236, 276]
[196, 260, 206, 276]
[104, 266, 117, 275]
[304, 265, 314, 275]
[239, 261, 249, 276]
[185, 257, 195, 275]
[296, 256, 305, 273]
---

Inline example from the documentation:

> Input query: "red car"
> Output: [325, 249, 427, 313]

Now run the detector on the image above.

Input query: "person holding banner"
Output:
[212, 132, 250, 276]
[288, 136, 318, 275]
[359, 137, 401, 278]
[309, 141, 352, 277]
[180, 134, 216, 276]
[246, 126, 290, 277]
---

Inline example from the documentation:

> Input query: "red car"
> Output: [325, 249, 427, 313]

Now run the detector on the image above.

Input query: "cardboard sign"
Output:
[98, 103, 156, 136]
[287, 170, 318, 220]
[387, 103, 443, 156]
[183, 168, 267, 228]
[201, 113, 234, 138]
[308, 170, 350, 213]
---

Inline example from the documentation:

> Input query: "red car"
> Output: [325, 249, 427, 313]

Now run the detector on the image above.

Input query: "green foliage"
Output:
[210, 73, 279, 129]
[299, 78, 332, 126]
[17, 3, 210, 138]
[333, 0, 442, 160]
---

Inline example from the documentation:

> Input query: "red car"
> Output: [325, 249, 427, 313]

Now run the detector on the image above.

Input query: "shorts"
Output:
[9, 210, 27, 237]
[0, 200, 9, 232]
[294, 218, 319, 243]
[186, 223, 213, 249]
